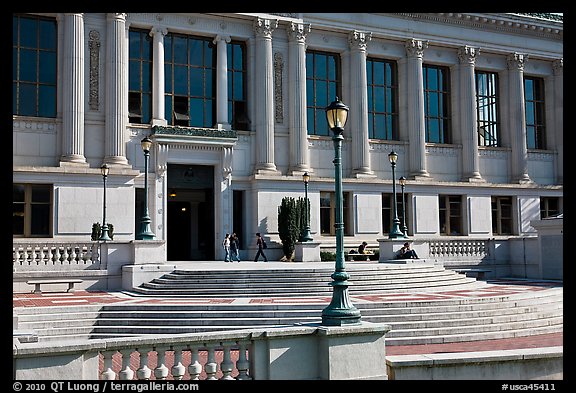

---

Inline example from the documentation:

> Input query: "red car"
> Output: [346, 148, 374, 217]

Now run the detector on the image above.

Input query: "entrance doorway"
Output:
[166, 164, 214, 261]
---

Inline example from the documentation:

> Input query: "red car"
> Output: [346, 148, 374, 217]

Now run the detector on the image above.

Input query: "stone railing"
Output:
[13, 240, 101, 269]
[428, 238, 491, 260]
[14, 323, 390, 380]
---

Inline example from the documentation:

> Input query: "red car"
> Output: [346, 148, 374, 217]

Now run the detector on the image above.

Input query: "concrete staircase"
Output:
[14, 263, 563, 346]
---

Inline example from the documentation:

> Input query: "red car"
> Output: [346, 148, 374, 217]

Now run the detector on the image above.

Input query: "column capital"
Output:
[287, 22, 311, 43]
[254, 17, 278, 39]
[213, 34, 231, 44]
[458, 45, 480, 65]
[107, 13, 127, 21]
[507, 52, 529, 71]
[149, 26, 168, 38]
[405, 38, 429, 58]
[553, 58, 563, 74]
[348, 30, 372, 51]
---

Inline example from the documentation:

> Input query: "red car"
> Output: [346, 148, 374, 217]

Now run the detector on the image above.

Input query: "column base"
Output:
[59, 155, 88, 165]
[408, 172, 432, 181]
[513, 174, 533, 184]
[288, 167, 312, 177]
[254, 164, 280, 176]
[461, 174, 486, 183]
[151, 118, 168, 127]
[103, 156, 130, 166]
[352, 169, 376, 178]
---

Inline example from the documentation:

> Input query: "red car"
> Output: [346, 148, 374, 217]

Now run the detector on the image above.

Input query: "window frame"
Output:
[227, 40, 249, 131]
[439, 194, 463, 236]
[524, 76, 546, 150]
[491, 196, 514, 235]
[367, 57, 399, 140]
[540, 197, 561, 219]
[320, 191, 351, 236]
[382, 193, 409, 235]
[13, 184, 53, 238]
[423, 64, 451, 144]
[128, 28, 153, 124]
[306, 50, 341, 136]
[475, 70, 500, 147]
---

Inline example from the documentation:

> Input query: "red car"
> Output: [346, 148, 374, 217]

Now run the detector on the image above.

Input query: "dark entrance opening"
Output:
[167, 164, 214, 261]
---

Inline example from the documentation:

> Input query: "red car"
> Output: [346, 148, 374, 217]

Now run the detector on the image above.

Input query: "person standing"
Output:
[222, 233, 231, 262]
[253, 232, 268, 262]
[230, 233, 241, 262]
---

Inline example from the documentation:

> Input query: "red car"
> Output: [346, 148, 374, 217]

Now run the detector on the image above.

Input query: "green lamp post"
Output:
[399, 176, 408, 237]
[321, 97, 361, 326]
[99, 164, 112, 241]
[300, 172, 313, 242]
[136, 136, 156, 240]
[388, 151, 406, 239]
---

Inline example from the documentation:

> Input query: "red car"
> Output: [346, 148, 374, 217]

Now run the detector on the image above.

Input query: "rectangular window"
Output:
[306, 50, 341, 136]
[439, 195, 462, 235]
[382, 193, 408, 235]
[227, 41, 249, 130]
[367, 58, 398, 140]
[524, 76, 546, 150]
[164, 34, 216, 127]
[13, 184, 52, 237]
[540, 197, 561, 219]
[475, 71, 500, 147]
[320, 191, 351, 236]
[13, 14, 57, 118]
[491, 196, 513, 235]
[423, 65, 451, 144]
[128, 29, 153, 124]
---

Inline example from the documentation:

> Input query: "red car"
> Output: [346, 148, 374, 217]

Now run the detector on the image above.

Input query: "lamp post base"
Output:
[321, 283, 362, 326]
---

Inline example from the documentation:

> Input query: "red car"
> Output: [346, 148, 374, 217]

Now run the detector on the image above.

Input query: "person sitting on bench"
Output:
[358, 241, 369, 254]
[398, 242, 419, 259]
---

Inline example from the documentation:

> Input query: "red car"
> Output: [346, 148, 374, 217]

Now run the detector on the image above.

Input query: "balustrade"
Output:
[428, 239, 489, 259]
[13, 241, 100, 267]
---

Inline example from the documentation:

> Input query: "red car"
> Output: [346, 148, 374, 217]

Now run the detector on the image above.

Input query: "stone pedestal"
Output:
[294, 241, 321, 262]
[377, 238, 429, 262]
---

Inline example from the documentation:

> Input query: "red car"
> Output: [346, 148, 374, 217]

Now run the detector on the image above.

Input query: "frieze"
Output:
[13, 119, 57, 133]
[88, 30, 101, 111]
[478, 147, 510, 158]
[527, 151, 555, 162]
[426, 145, 460, 156]
[152, 125, 237, 139]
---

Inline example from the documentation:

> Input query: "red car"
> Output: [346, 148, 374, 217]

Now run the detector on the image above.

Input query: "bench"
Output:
[453, 269, 492, 280]
[347, 252, 374, 261]
[26, 279, 83, 294]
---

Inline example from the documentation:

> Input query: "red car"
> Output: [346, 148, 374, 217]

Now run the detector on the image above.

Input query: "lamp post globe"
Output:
[136, 136, 156, 240]
[99, 164, 112, 241]
[321, 97, 361, 326]
[300, 172, 313, 242]
[388, 151, 406, 239]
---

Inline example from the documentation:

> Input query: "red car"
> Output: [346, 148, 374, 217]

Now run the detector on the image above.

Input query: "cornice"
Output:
[394, 13, 562, 40]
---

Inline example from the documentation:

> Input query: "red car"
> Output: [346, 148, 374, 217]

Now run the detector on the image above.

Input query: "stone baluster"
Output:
[205, 345, 218, 380]
[101, 350, 117, 380]
[61, 246, 69, 264]
[39, 245, 46, 265]
[69, 246, 77, 264]
[153, 347, 169, 380]
[220, 343, 234, 380]
[52, 247, 60, 264]
[118, 349, 134, 380]
[136, 348, 152, 380]
[30, 246, 37, 265]
[188, 347, 202, 380]
[171, 347, 186, 380]
[236, 342, 251, 380]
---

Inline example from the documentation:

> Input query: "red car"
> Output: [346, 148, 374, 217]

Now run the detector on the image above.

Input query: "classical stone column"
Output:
[253, 17, 279, 175]
[60, 13, 87, 165]
[150, 27, 167, 127]
[349, 30, 375, 178]
[405, 39, 430, 179]
[553, 59, 563, 185]
[507, 52, 531, 183]
[214, 35, 231, 130]
[104, 13, 129, 166]
[287, 22, 311, 175]
[458, 46, 484, 182]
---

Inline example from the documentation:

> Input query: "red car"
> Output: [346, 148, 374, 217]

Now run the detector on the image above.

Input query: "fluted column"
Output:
[60, 13, 87, 165]
[287, 22, 311, 175]
[214, 35, 231, 130]
[458, 46, 484, 182]
[553, 59, 563, 185]
[253, 17, 279, 175]
[507, 52, 531, 183]
[349, 30, 375, 178]
[405, 39, 430, 179]
[150, 27, 167, 126]
[104, 13, 129, 166]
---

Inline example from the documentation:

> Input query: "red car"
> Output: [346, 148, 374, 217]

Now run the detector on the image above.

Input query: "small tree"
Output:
[277, 197, 302, 260]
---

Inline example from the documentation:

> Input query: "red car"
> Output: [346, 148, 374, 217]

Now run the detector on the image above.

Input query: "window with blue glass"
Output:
[475, 71, 500, 147]
[367, 58, 398, 140]
[423, 65, 451, 144]
[164, 34, 216, 127]
[13, 14, 57, 118]
[128, 29, 152, 124]
[524, 76, 546, 150]
[306, 50, 341, 136]
[227, 41, 249, 130]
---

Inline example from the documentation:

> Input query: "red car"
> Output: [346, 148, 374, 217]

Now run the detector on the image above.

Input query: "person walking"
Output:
[222, 233, 231, 262]
[230, 233, 241, 262]
[253, 232, 268, 262]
